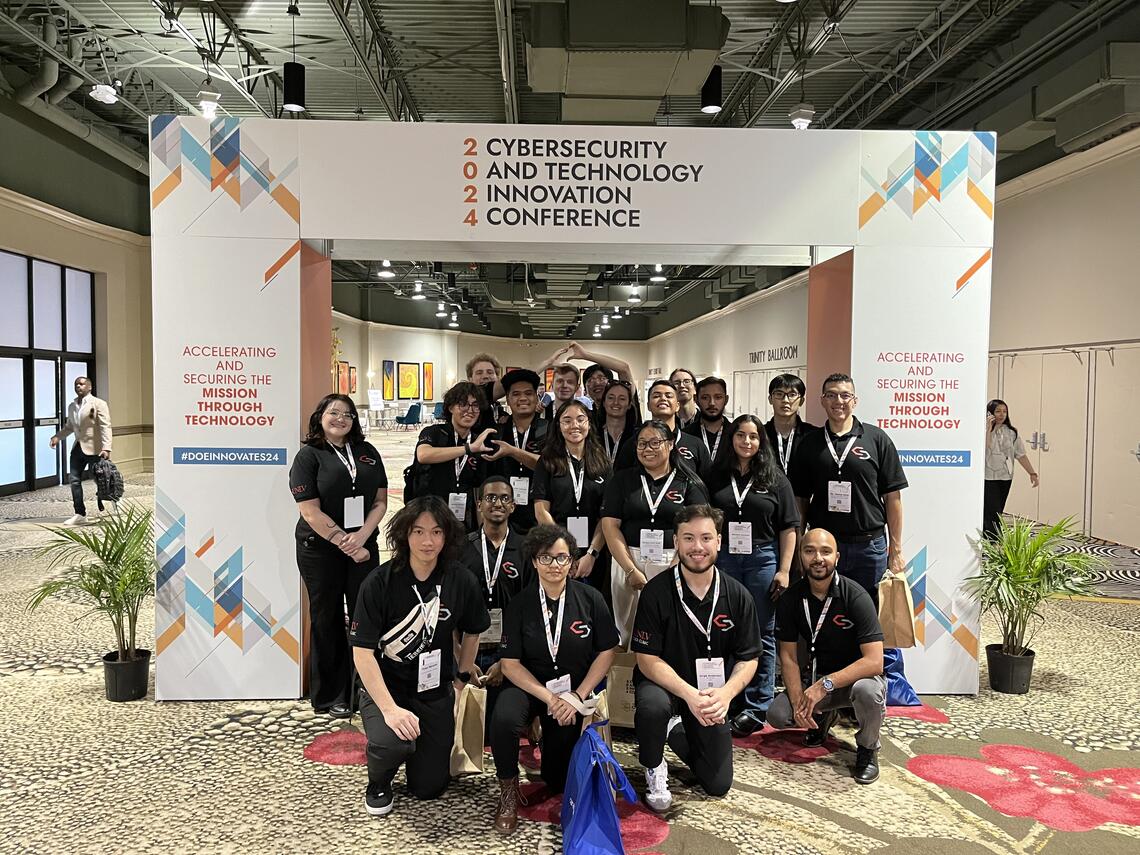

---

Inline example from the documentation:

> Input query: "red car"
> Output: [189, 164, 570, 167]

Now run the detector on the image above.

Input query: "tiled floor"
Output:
[0, 432, 1137, 854]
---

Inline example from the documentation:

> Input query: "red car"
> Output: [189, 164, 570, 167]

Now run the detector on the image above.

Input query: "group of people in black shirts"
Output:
[288, 346, 910, 829]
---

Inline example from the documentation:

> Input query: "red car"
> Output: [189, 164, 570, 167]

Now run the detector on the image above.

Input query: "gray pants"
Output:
[766, 675, 886, 750]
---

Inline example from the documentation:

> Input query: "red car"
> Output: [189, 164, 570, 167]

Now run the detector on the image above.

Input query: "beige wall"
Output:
[0, 187, 152, 475]
[455, 333, 648, 389]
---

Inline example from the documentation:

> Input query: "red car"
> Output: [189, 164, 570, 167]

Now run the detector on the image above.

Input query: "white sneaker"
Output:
[64, 514, 88, 526]
[644, 760, 673, 813]
[104, 501, 118, 515]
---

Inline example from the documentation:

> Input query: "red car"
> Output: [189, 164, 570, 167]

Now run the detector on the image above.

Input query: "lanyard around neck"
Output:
[640, 470, 677, 523]
[674, 567, 720, 655]
[567, 454, 585, 506]
[412, 583, 442, 645]
[453, 430, 469, 480]
[332, 442, 356, 489]
[539, 583, 566, 668]
[803, 594, 833, 680]
[730, 473, 753, 512]
[824, 428, 855, 475]
[513, 422, 531, 453]
[481, 531, 507, 601]
[777, 430, 794, 471]
[604, 430, 620, 461]
[701, 424, 722, 458]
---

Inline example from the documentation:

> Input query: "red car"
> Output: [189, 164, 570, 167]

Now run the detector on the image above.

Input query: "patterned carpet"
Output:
[0, 432, 1137, 854]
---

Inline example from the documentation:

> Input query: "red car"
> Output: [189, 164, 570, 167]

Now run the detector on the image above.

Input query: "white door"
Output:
[1002, 353, 1042, 521]
[1091, 345, 1140, 546]
[987, 355, 1000, 400]
[1036, 351, 1088, 528]
[750, 372, 770, 421]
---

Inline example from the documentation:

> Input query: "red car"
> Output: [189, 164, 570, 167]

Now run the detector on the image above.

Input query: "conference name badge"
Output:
[545, 673, 572, 695]
[695, 657, 726, 690]
[448, 492, 468, 521]
[482, 608, 503, 645]
[827, 480, 852, 513]
[728, 521, 752, 554]
[417, 649, 441, 693]
[343, 495, 365, 530]
[567, 516, 589, 545]
[640, 529, 665, 563]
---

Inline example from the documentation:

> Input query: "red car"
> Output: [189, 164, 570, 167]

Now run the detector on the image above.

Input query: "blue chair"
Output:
[395, 402, 422, 430]
[432, 402, 445, 421]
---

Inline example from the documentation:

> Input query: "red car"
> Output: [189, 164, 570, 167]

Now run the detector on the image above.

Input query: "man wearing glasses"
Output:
[669, 368, 700, 430]
[763, 374, 818, 479]
[789, 373, 908, 609]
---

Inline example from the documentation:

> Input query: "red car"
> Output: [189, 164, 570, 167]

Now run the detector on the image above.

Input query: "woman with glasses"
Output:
[532, 400, 613, 608]
[290, 394, 388, 717]
[415, 381, 497, 531]
[598, 379, 639, 463]
[601, 419, 710, 646]
[706, 414, 799, 737]
[490, 524, 619, 834]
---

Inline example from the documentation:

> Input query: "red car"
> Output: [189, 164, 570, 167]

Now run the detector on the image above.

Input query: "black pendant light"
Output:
[700, 64, 722, 115]
[283, 3, 306, 113]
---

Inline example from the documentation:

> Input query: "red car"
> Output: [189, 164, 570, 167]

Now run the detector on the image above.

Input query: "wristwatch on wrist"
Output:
[822, 676, 835, 694]
[587, 547, 600, 559]
[457, 671, 472, 684]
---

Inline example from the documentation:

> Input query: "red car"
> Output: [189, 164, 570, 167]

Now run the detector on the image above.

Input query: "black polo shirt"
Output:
[631, 568, 760, 686]
[774, 573, 883, 678]
[600, 466, 710, 548]
[530, 455, 609, 546]
[763, 418, 819, 480]
[460, 528, 530, 612]
[683, 417, 731, 458]
[289, 440, 388, 541]
[613, 426, 711, 478]
[705, 470, 800, 543]
[490, 417, 548, 533]
[350, 559, 491, 700]
[499, 580, 619, 687]
[416, 423, 488, 521]
[789, 417, 908, 538]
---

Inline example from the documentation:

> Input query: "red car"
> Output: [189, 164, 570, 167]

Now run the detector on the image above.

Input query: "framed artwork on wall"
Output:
[423, 362, 434, 400]
[397, 362, 420, 399]
[382, 360, 395, 400]
[349, 366, 357, 394]
[544, 368, 555, 390]
[337, 361, 350, 395]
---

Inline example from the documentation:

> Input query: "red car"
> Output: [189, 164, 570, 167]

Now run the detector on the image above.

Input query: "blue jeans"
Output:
[836, 533, 888, 609]
[717, 541, 777, 723]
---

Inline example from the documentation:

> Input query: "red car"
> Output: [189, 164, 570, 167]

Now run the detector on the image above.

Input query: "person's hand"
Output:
[1029, 472, 1039, 488]
[49, 436, 59, 449]
[352, 546, 372, 564]
[484, 661, 503, 687]
[338, 530, 368, 555]
[697, 686, 733, 724]
[769, 569, 790, 601]
[683, 687, 717, 727]
[382, 704, 420, 742]
[567, 342, 587, 360]
[795, 682, 827, 727]
[99, 450, 111, 460]
[889, 549, 906, 577]
[626, 569, 648, 591]
[468, 428, 496, 454]
[483, 439, 513, 461]
[986, 414, 995, 432]
[574, 552, 595, 579]
[547, 692, 577, 726]
[453, 677, 467, 693]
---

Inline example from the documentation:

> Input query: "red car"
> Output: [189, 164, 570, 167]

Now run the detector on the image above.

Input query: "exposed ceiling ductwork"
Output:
[13, 17, 59, 106]
[524, 0, 729, 123]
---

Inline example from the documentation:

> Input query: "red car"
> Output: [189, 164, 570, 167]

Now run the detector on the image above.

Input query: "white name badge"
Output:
[728, 521, 753, 555]
[567, 515, 589, 545]
[448, 492, 468, 521]
[510, 476, 530, 506]
[640, 529, 665, 563]
[417, 649, 441, 693]
[545, 673, 572, 695]
[695, 657, 726, 690]
[343, 494, 365, 530]
[482, 608, 503, 645]
[827, 480, 852, 513]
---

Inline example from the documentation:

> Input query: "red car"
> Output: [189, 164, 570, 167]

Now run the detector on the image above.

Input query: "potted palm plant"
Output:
[965, 517, 1102, 694]
[27, 506, 155, 702]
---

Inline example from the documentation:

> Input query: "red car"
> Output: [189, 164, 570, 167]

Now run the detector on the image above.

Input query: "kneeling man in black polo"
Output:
[632, 504, 759, 811]
[766, 528, 886, 784]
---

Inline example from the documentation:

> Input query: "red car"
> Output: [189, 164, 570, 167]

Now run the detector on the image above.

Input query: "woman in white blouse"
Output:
[983, 399, 1038, 540]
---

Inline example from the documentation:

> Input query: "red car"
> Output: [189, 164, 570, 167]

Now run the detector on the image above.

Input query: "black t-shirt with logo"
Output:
[490, 418, 548, 533]
[416, 424, 488, 527]
[789, 417, 908, 538]
[598, 421, 637, 465]
[289, 440, 388, 541]
[774, 573, 883, 678]
[499, 579, 619, 688]
[613, 426, 711, 479]
[350, 559, 490, 700]
[705, 470, 800, 543]
[600, 466, 710, 548]
[460, 528, 531, 612]
[683, 417, 731, 458]
[530, 456, 610, 547]
[631, 568, 761, 687]
[763, 418, 819, 481]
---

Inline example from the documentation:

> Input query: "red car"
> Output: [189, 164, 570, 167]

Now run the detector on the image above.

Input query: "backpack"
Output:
[402, 463, 425, 501]
[92, 458, 125, 509]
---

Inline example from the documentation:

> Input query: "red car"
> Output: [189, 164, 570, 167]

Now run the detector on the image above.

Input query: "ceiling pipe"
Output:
[46, 36, 85, 105]
[15, 17, 60, 105]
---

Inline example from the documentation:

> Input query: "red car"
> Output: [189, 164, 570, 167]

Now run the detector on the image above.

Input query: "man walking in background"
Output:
[50, 376, 113, 525]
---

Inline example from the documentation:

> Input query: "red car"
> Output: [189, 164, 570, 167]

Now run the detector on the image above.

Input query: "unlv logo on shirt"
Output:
[291, 484, 307, 495]
[713, 613, 735, 631]
[570, 620, 592, 638]
[832, 613, 854, 630]
[850, 446, 872, 461]
[500, 561, 519, 579]
[665, 489, 685, 503]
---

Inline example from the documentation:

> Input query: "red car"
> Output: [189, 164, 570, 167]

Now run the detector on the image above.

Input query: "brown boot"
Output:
[494, 776, 520, 835]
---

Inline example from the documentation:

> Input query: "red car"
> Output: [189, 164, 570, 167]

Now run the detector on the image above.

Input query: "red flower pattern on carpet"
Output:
[886, 703, 950, 724]
[909, 744, 1140, 832]
[733, 727, 839, 763]
[517, 783, 670, 851]
[303, 729, 367, 765]
[519, 743, 542, 771]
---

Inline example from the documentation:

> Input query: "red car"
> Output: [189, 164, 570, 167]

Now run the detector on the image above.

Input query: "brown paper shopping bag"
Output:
[450, 683, 488, 776]
[878, 573, 917, 649]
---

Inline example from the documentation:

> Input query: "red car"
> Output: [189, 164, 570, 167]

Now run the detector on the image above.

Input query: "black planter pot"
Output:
[103, 648, 152, 702]
[985, 643, 1035, 694]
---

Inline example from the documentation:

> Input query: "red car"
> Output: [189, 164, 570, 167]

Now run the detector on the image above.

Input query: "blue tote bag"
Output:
[561, 721, 638, 855]
[884, 647, 921, 706]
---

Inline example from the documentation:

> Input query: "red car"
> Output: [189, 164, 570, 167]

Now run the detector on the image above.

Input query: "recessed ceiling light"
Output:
[435, 302, 447, 317]
[650, 263, 666, 283]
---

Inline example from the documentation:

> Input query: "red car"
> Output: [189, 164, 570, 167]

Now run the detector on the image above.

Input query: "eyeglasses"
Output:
[535, 553, 573, 567]
[823, 392, 856, 402]
[325, 410, 357, 420]
[672, 378, 695, 388]
[480, 494, 514, 505]
[456, 401, 481, 412]
[560, 416, 590, 427]
[770, 391, 801, 402]
[636, 438, 668, 451]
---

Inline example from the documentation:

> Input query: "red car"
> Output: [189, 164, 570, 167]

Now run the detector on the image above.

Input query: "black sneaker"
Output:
[853, 747, 880, 784]
[730, 712, 762, 738]
[803, 710, 836, 747]
[365, 784, 394, 817]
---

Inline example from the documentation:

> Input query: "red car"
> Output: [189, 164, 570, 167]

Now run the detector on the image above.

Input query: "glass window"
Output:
[34, 359, 57, 419]
[65, 269, 93, 353]
[65, 361, 89, 398]
[0, 430, 22, 485]
[0, 358, 22, 420]
[0, 251, 28, 347]
[35, 425, 57, 479]
[32, 260, 62, 350]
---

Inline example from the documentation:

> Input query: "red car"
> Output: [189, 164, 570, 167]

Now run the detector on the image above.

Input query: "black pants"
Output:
[360, 685, 455, 799]
[983, 479, 1013, 540]
[295, 535, 378, 710]
[491, 685, 583, 793]
[635, 680, 733, 797]
[68, 445, 101, 516]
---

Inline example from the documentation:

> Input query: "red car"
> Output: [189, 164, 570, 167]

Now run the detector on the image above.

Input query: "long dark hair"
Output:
[385, 496, 466, 571]
[303, 394, 366, 447]
[711, 414, 780, 492]
[636, 419, 702, 486]
[987, 399, 1018, 438]
[541, 400, 611, 479]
